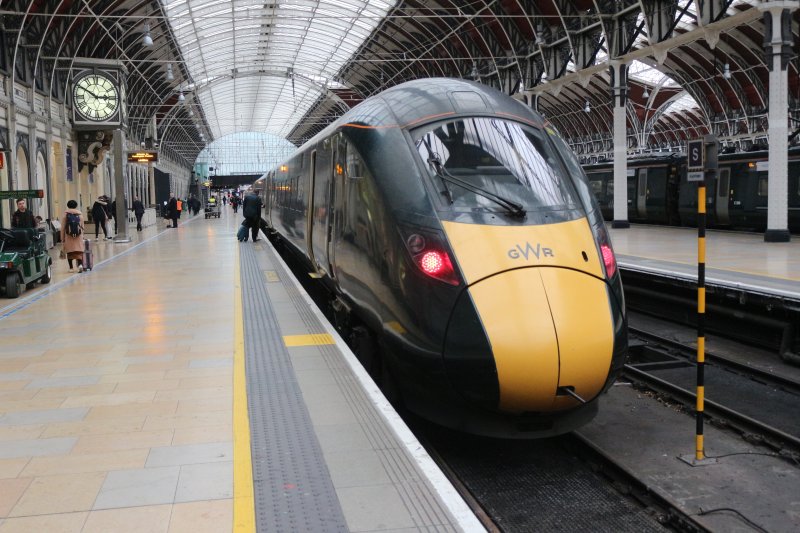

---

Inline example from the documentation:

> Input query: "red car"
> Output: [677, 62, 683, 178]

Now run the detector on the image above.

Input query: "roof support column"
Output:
[760, 2, 796, 242]
[611, 62, 630, 228]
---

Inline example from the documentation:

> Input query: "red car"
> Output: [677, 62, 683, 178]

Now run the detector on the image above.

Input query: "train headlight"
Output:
[600, 243, 617, 278]
[593, 224, 618, 279]
[406, 234, 426, 254]
[399, 225, 461, 286]
[420, 251, 444, 274]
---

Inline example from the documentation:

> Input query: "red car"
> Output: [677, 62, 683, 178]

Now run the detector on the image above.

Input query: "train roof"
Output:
[300, 78, 545, 149]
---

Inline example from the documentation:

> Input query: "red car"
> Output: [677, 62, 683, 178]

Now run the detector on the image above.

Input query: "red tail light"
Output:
[399, 226, 461, 286]
[600, 243, 617, 278]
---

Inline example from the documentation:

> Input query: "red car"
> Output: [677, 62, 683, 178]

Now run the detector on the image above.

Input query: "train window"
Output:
[545, 130, 600, 214]
[757, 177, 768, 197]
[718, 169, 730, 198]
[346, 150, 365, 180]
[413, 117, 580, 215]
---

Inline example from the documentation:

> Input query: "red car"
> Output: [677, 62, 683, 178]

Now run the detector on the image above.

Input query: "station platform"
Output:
[608, 224, 800, 299]
[0, 210, 481, 532]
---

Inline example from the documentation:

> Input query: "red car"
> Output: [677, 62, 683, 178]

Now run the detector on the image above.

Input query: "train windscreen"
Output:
[413, 118, 580, 216]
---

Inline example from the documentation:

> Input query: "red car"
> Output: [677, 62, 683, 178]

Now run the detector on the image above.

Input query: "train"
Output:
[254, 78, 627, 438]
[583, 149, 800, 232]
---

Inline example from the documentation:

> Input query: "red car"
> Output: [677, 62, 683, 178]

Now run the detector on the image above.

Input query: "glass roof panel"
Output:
[161, 0, 398, 140]
[195, 132, 298, 176]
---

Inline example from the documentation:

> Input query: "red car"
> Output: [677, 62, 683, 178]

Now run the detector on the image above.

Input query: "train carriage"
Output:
[585, 148, 800, 232]
[257, 78, 627, 438]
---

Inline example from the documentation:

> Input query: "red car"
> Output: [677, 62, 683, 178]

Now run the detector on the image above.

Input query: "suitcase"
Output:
[237, 224, 249, 242]
[82, 238, 93, 271]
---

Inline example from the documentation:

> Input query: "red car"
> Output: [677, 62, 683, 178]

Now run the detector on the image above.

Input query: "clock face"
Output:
[73, 72, 119, 122]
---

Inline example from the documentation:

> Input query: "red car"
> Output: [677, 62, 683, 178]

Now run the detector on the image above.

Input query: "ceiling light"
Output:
[723, 63, 731, 80]
[178, 91, 185, 102]
[642, 87, 649, 99]
[142, 23, 153, 47]
[166, 64, 174, 81]
[584, 100, 591, 113]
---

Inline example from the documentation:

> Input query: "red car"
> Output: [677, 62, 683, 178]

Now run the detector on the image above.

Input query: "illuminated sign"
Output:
[0, 189, 44, 200]
[127, 151, 159, 163]
[0, 152, 4, 169]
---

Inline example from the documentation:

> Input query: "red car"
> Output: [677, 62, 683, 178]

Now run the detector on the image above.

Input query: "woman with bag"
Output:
[60, 200, 86, 273]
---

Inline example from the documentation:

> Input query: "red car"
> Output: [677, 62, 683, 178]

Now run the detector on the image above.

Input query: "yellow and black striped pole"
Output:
[696, 179, 707, 461]
[695, 135, 718, 461]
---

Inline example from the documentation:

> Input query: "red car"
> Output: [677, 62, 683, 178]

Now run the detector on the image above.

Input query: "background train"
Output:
[583, 148, 800, 232]
[255, 78, 627, 438]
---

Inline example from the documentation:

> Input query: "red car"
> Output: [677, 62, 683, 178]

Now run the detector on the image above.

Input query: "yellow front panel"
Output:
[442, 218, 603, 285]
[469, 269, 559, 412]
[539, 269, 613, 409]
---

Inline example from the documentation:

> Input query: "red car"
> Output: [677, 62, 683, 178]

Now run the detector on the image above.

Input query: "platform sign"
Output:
[127, 151, 158, 163]
[688, 171, 704, 182]
[0, 189, 43, 200]
[687, 139, 704, 182]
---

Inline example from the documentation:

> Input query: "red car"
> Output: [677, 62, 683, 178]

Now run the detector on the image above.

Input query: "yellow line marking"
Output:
[264, 270, 279, 282]
[233, 249, 255, 532]
[308, 272, 322, 279]
[283, 333, 335, 346]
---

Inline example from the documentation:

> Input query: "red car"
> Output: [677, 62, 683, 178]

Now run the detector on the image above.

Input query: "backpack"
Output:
[66, 212, 81, 237]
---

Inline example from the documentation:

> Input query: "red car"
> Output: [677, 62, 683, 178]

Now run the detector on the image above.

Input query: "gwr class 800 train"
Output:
[255, 78, 627, 437]
[584, 149, 800, 232]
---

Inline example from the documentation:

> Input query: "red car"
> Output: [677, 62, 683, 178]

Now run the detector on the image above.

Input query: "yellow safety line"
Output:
[233, 249, 256, 532]
[283, 333, 335, 346]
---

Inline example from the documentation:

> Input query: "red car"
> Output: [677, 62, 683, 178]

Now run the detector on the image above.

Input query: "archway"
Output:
[36, 151, 49, 220]
[15, 145, 29, 190]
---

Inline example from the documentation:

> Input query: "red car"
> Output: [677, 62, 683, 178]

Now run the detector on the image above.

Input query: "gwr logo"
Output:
[508, 242, 554, 260]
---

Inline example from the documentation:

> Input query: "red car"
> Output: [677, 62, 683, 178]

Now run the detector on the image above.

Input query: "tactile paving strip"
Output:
[239, 243, 349, 532]
[258, 244, 459, 532]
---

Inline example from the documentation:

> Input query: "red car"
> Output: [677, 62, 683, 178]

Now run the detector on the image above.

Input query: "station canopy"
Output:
[161, 0, 396, 140]
[4, 0, 795, 167]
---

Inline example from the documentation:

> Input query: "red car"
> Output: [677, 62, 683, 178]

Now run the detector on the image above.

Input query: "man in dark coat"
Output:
[242, 190, 263, 241]
[91, 197, 111, 240]
[11, 199, 35, 228]
[132, 196, 146, 231]
[167, 193, 178, 228]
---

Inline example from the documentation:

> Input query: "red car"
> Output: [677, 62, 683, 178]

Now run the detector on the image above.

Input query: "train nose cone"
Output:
[448, 267, 615, 413]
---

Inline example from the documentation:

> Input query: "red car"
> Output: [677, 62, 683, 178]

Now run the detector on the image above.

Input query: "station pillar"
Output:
[760, 1, 795, 242]
[611, 62, 629, 229]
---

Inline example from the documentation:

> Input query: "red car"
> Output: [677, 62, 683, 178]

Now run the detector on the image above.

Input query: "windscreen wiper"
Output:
[428, 157, 526, 218]
[428, 156, 454, 204]
[423, 140, 454, 204]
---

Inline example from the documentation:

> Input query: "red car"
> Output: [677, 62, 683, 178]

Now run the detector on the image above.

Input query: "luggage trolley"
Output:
[204, 198, 220, 219]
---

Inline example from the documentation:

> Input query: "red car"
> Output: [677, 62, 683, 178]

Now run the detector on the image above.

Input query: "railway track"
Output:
[627, 327, 800, 457]
[410, 416, 702, 532]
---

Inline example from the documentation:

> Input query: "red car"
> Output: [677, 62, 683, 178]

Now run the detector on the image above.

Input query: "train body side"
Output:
[584, 149, 800, 232]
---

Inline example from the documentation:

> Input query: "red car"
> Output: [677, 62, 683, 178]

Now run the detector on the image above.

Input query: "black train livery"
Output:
[584, 149, 800, 232]
[255, 78, 627, 438]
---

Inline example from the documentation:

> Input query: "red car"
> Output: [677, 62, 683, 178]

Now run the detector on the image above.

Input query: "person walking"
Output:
[132, 196, 145, 231]
[242, 189, 263, 241]
[91, 196, 111, 240]
[60, 200, 85, 272]
[11, 199, 35, 228]
[167, 193, 179, 228]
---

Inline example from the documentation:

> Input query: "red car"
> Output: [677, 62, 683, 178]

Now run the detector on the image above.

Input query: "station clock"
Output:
[71, 67, 126, 129]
